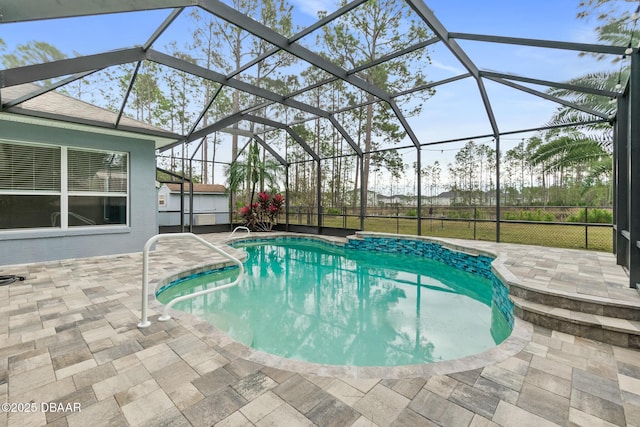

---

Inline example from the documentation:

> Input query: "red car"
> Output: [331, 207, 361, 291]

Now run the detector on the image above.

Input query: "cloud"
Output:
[430, 59, 465, 75]
[291, 0, 328, 18]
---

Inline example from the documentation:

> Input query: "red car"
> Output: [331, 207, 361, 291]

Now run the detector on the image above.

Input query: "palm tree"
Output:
[226, 140, 281, 207]
[546, 71, 618, 139]
[530, 134, 611, 177]
[544, 5, 637, 145]
[537, 24, 630, 191]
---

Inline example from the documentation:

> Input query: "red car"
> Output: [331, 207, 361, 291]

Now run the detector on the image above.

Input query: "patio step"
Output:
[510, 295, 640, 349]
[505, 281, 640, 321]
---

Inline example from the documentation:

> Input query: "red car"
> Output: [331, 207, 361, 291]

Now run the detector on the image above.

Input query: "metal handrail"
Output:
[138, 232, 245, 328]
[229, 226, 251, 239]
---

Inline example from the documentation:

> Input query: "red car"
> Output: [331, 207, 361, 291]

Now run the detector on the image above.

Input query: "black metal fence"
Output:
[285, 205, 613, 252]
[182, 205, 612, 252]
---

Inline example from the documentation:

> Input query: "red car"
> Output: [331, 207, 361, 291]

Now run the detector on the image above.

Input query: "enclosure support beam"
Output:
[0, 0, 195, 23]
[416, 146, 422, 235]
[147, 50, 327, 122]
[242, 114, 320, 162]
[0, 48, 146, 87]
[186, 85, 224, 140]
[199, 0, 388, 101]
[285, 166, 290, 231]
[406, 0, 502, 238]
[252, 135, 287, 166]
[629, 53, 640, 288]
[187, 112, 245, 143]
[115, 7, 184, 127]
[360, 157, 365, 231]
[480, 71, 619, 98]
[199, 0, 422, 163]
[317, 158, 322, 233]
[149, 50, 363, 158]
[614, 93, 628, 268]
[405, 0, 500, 137]
[449, 32, 628, 56]
[1, 70, 98, 109]
[185, 0, 367, 146]
[116, 61, 142, 127]
[328, 117, 363, 156]
[495, 136, 501, 242]
[485, 76, 611, 120]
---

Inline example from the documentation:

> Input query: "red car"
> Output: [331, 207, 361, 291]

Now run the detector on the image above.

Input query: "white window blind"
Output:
[68, 149, 128, 193]
[0, 142, 61, 191]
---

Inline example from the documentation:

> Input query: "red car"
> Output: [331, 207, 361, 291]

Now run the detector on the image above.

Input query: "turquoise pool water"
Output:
[157, 239, 512, 366]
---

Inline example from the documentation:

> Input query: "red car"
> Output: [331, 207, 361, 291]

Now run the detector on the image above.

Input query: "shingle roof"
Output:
[2, 83, 169, 133]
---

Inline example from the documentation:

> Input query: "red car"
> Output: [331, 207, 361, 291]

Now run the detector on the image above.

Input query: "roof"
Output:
[1, 83, 180, 148]
[165, 183, 226, 193]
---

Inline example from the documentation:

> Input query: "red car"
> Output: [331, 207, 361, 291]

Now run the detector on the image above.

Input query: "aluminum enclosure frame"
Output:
[0, 0, 636, 287]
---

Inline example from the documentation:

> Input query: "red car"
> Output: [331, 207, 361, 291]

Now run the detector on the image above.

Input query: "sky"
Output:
[1, 0, 634, 192]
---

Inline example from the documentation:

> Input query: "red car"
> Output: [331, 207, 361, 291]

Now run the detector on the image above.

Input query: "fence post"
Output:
[474, 207, 477, 240]
[343, 206, 347, 228]
[585, 206, 589, 249]
[429, 206, 433, 233]
[396, 204, 400, 234]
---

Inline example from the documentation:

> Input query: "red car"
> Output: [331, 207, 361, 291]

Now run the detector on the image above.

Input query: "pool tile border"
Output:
[155, 231, 531, 379]
[165, 297, 532, 379]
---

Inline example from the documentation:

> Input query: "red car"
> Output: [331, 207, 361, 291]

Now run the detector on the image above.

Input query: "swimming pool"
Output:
[157, 236, 513, 367]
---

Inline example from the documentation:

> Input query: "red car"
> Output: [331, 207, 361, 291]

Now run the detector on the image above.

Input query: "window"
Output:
[0, 142, 61, 229]
[0, 141, 128, 230]
[67, 149, 128, 226]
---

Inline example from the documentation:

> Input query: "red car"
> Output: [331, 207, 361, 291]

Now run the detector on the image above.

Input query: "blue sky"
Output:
[1, 0, 633, 190]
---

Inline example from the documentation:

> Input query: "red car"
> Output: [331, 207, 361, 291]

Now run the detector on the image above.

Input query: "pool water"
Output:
[157, 239, 512, 366]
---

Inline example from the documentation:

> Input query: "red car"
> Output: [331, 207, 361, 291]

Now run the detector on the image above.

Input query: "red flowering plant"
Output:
[238, 192, 285, 231]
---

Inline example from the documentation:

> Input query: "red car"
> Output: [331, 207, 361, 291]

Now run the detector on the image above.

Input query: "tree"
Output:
[187, 9, 227, 183]
[226, 141, 281, 207]
[1, 40, 67, 69]
[577, 0, 639, 53]
[320, 0, 432, 213]
[210, 0, 294, 159]
[534, 1, 634, 205]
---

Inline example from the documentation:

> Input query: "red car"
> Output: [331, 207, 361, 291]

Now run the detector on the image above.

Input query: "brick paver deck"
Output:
[0, 233, 638, 426]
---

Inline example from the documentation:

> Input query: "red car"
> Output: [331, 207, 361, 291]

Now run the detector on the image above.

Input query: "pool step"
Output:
[510, 295, 640, 349]
[505, 282, 640, 321]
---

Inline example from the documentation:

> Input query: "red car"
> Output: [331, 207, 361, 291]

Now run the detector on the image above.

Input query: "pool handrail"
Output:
[229, 225, 250, 239]
[138, 232, 245, 328]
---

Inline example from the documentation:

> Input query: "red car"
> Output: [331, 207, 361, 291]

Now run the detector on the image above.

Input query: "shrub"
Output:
[588, 208, 613, 223]
[504, 209, 555, 222]
[566, 208, 612, 224]
[238, 192, 285, 231]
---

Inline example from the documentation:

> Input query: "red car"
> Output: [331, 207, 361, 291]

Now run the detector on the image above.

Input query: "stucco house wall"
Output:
[0, 117, 158, 265]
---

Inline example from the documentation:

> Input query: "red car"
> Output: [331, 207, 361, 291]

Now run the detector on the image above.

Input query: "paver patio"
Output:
[0, 233, 639, 426]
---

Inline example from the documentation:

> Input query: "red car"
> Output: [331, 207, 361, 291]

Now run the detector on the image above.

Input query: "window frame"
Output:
[66, 146, 129, 227]
[0, 139, 130, 231]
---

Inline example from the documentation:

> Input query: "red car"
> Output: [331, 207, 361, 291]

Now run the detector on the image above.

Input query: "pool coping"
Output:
[152, 231, 533, 379]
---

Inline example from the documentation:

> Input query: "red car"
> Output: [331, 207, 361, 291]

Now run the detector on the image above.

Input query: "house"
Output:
[429, 191, 461, 206]
[0, 84, 179, 265]
[157, 183, 229, 227]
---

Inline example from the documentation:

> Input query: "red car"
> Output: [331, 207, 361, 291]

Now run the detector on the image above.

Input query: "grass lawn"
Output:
[291, 215, 613, 252]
